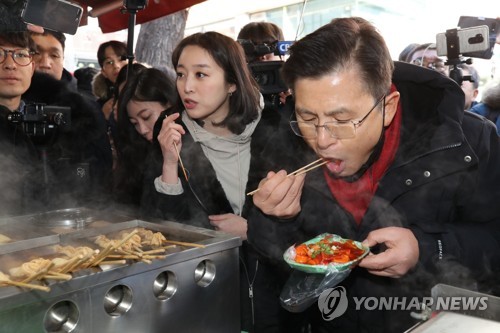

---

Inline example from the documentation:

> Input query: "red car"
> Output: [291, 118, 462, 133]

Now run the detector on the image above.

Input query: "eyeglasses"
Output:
[411, 57, 446, 72]
[0, 48, 34, 66]
[290, 95, 386, 140]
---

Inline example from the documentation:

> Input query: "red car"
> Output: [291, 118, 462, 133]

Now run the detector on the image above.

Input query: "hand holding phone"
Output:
[21, 0, 83, 35]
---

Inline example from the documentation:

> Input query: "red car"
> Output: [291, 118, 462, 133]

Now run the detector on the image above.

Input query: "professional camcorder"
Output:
[7, 103, 71, 144]
[238, 39, 293, 97]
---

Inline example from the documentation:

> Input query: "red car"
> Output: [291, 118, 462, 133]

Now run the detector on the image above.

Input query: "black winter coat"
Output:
[140, 105, 301, 332]
[247, 62, 500, 333]
[19, 72, 113, 211]
[141, 106, 294, 226]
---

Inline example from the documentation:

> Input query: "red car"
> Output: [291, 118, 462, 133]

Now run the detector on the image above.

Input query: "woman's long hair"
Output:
[113, 68, 177, 206]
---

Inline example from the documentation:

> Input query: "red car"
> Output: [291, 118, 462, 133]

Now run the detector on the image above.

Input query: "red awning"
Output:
[73, 0, 206, 33]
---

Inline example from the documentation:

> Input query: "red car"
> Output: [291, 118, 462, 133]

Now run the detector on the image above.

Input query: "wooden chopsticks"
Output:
[174, 142, 189, 181]
[246, 158, 327, 196]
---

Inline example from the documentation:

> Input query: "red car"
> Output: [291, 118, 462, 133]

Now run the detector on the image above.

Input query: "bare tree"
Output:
[135, 9, 188, 75]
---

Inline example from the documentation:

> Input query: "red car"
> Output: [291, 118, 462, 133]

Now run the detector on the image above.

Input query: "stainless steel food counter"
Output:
[0, 209, 242, 333]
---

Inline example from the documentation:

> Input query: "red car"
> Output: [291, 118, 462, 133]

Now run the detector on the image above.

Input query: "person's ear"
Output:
[383, 90, 400, 127]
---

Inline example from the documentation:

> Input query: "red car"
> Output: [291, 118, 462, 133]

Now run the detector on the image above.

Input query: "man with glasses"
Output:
[0, 29, 113, 216]
[247, 17, 500, 333]
[405, 42, 448, 76]
[0, 32, 36, 112]
[0, 31, 46, 215]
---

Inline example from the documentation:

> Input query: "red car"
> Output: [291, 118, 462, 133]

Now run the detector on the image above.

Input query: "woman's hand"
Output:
[209, 213, 248, 240]
[102, 99, 115, 121]
[157, 113, 185, 184]
[358, 227, 419, 278]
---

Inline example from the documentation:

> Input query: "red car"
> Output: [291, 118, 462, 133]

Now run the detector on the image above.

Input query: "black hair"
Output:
[31, 30, 66, 50]
[282, 17, 393, 100]
[237, 22, 284, 45]
[97, 40, 127, 67]
[0, 31, 36, 52]
[113, 67, 177, 206]
[172, 31, 261, 135]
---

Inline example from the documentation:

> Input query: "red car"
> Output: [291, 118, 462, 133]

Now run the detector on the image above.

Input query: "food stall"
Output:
[0, 208, 241, 333]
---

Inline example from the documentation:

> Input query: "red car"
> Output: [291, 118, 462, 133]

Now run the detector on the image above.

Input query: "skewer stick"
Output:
[89, 243, 114, 267]
[43, 274, 72, 281]
[22, 262, 54, 283]
[0, 272, 51, 292]
[159, 244, 177, 250]
[1, 280, 50, 292]
[107, 254, 137, 259]
[58, 255, 82, 273]
[174, 142, 189, 181]
[98, 260, 127, 266]
[162, 239, 206, 248]
[246, 158, 327, 196]
[66, 252, 94, 272]
[142, 248, 166, 255]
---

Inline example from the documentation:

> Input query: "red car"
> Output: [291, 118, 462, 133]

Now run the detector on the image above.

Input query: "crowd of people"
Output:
[0, 5, 499, 333]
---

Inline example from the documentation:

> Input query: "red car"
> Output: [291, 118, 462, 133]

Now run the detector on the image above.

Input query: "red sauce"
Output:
[294, 235, 365, 265]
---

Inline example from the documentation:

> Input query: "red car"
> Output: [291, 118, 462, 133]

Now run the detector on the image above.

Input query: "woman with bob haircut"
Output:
[141, 31, 299, 332]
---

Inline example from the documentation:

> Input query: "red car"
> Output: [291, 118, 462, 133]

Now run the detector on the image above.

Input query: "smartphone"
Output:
[21, 0, 83, 35]
[436, 25, 490, 58]
[458, 16, 499, 59]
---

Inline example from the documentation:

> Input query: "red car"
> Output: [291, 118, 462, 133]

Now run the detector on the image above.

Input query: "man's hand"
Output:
[358, 227, 419, 278]
[252, 170, 305, 219]
[27, 24, 44, 33]
[209, 213, 248, 240]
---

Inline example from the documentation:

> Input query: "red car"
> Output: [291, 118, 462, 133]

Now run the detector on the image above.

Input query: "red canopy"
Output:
[73, 0, 206, 33]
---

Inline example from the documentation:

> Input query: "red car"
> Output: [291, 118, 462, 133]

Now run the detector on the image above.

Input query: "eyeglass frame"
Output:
[411, 56, 445, 71]
[290, 94, 386, 140]
[0, 48, 34, 66]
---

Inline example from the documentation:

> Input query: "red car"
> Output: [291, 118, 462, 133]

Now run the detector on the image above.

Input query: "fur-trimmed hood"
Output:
[92, 72, 113, 101]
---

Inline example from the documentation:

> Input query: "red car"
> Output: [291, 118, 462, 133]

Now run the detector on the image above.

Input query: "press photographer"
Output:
[0, 31, 112, 216]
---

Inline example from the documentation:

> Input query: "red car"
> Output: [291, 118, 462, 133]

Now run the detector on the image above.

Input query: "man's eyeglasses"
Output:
[0, 48, 34, 66]
[290, 95, 386, 140]
[411, 57, 446, 72]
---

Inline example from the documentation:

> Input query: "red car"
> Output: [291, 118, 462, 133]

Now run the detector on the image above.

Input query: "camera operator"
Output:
[237, 22, 291, 108]
[0, 29, 112, 216]
[0, 30, 49, 215]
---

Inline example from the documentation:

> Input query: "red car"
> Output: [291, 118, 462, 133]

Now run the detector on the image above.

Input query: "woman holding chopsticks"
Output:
[139, 31, 307, 332]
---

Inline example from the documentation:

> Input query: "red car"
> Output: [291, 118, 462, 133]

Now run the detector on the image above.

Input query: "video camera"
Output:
[238, 39, 293, 97]
[7, 103, 71, 145]
[435, 16, 499, 85]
